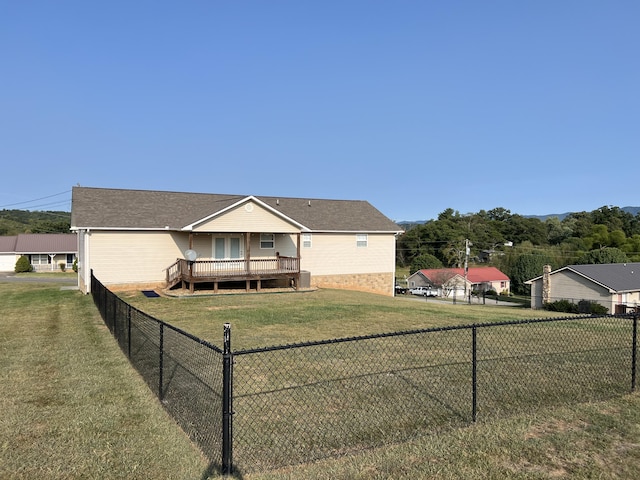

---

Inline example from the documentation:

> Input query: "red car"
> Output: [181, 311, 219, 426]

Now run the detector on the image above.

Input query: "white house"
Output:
[70, 186, 403, 295]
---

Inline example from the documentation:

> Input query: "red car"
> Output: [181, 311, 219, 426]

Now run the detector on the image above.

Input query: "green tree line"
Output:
[0, 209, 71, 236]
[397, 206, 640, 294]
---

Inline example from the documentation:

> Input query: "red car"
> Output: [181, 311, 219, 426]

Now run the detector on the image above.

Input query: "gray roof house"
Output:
[525, 263, 640, 313]
[71, 186, 403, 295]
[0, 233, 77, 272]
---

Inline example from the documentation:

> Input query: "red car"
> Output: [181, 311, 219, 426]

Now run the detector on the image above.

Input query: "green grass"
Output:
[120, 288, 566, 350]
[4, 282, 640, 479]
[0, 283, 209, 479]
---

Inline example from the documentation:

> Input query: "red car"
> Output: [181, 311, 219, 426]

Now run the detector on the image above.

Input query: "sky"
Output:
[1, 1, 638, 222]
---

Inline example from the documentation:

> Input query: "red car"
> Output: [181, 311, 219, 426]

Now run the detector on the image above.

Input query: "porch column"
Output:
[295, 233, 301, 290]
[245, 232, 251, 274]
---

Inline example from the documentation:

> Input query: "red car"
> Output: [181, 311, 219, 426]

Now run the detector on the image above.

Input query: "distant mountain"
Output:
[398, 207, 640, 226]
[527, 206, 640, 221]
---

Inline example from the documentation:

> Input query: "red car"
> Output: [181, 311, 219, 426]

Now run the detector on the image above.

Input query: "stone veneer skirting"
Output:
[311, 272, 395, 296]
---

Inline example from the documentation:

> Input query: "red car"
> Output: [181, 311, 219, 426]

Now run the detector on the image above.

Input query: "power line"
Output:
[0, 190, 71, 209]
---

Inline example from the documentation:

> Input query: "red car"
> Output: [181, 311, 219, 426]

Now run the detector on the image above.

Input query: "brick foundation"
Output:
[311, 272, 394, 296]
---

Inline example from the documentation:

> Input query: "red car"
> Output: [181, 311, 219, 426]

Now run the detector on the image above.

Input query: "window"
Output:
[302, 233, 312, 248]
[66, 254, 75, 267]
[356, 234, 368, 247]
[260, 233, 275, 249]
[30, 254, 50, 265]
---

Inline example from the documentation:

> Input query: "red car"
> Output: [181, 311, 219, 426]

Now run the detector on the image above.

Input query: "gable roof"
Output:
[528, 263, 640, 293]
[0, 234, 77, 254]
[70, 187, 402, 233]
[416, 267, 509, 284]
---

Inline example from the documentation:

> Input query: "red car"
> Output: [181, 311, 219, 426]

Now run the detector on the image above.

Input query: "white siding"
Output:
[300, 233, 396, 275]
[0, 253, 17, 271]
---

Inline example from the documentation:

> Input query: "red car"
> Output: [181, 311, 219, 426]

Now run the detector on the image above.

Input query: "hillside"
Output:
[0, 209, 71, 235]
[399, 206, 640, 225]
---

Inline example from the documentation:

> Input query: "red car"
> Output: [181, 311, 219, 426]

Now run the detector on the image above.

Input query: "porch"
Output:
[165, 254, 301, 293]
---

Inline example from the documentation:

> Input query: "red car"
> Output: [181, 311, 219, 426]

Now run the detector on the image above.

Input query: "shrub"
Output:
[72, 257, 78, 273]
[15, 255, 33, 273]
[543, 299, 579, 313]
[59, 262, 66, 272]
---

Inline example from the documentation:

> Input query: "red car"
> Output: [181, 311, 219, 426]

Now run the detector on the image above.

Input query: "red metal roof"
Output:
[419, 267, 509, 283]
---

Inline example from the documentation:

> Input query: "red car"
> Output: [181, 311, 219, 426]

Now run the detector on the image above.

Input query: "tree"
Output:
[15, 255, 32, 273]
[576, 247, 629, 265]
[510, 253, 552, 295]
[410, 253, 443, 274]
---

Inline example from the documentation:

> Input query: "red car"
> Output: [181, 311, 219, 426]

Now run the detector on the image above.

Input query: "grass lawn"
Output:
[3, 282, 640, 479]
[120, 288, 566, 350]
[0, 283, 210, 479]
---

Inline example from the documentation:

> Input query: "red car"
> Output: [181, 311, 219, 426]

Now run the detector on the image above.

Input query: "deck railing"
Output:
[166, 256, 300, 287]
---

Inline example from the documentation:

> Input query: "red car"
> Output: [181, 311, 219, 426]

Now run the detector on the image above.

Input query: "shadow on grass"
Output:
[201, 461, 245, 479]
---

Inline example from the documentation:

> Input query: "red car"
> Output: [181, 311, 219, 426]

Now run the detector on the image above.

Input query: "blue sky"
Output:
[1, 1, 638, 222]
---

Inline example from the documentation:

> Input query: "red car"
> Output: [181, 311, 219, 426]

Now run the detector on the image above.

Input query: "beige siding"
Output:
[193, 201, 300, 233]
[88, 231, 188, 285]
[300, 233, 396, 275]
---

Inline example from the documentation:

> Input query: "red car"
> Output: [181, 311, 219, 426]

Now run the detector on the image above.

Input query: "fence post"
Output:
[222, 323, 234, 475]
[472, 326, 478, 422]
[159, 323, 164, 401]
[632, 314, 638, 392]
[127, 304, 132, 359]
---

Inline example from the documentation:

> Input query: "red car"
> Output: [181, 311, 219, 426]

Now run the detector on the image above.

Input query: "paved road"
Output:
[398, 293, 520, 307]
[0, 271, 77, 285]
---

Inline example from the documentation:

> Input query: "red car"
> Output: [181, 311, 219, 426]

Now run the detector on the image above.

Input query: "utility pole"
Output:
[464, 239, 470, 303]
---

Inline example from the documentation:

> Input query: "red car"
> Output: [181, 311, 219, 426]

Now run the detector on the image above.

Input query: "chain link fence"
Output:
[91, 273, 638, 475]
[90, 274, 225, 471]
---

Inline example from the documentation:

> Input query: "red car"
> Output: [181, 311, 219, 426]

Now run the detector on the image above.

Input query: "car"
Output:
[394, 285, 407, 295]
[409, 286, 438, 297]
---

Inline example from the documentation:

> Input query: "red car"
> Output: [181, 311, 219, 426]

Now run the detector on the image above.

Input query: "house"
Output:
[70, 186, 403, 295]
[407, 267, 510, 298]
[0, 233, 77, 272]
[525, 263, 640, 313]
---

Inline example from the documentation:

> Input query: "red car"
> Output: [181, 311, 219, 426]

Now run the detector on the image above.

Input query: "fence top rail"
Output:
[92, 273, 223, 354]
[234, 313, 636, 356]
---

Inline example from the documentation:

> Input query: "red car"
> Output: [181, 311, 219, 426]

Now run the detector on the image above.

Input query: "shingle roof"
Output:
[71, 187, 402, 232]
[566, 263, 640, 292]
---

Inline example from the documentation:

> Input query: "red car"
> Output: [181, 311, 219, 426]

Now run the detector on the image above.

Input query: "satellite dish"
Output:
[184, 249, 197, 262]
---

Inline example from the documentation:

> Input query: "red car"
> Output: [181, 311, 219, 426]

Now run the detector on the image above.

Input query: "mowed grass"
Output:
[0, 283, 210, 479]
[120, 288, 567, 350]
[4, 283, 640, 479]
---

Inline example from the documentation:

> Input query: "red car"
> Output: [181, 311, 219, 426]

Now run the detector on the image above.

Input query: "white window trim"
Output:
[302, 233, 312, 248]
[260, 233, 275, 249]
[356, 234, 368, 248]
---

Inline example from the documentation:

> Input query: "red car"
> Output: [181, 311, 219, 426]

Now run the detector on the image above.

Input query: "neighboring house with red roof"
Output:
[0, 233, 77, 272]
[71, 186, 403, 295]
[407, 267, 510, 298]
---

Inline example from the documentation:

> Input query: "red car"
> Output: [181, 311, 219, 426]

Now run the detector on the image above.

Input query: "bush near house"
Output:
[14, 255, 32, 273]
[544, 299, 609, 315]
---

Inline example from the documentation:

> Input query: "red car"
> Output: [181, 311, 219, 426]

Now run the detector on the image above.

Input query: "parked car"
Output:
[409, 286, 438, 297]
[395, 284, 407, 295]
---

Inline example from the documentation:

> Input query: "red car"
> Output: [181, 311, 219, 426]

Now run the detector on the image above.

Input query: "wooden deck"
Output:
[165, 256, 301, 293]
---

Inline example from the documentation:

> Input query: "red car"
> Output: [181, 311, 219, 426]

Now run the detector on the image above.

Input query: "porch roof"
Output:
[71, 187, 402, 233]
